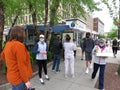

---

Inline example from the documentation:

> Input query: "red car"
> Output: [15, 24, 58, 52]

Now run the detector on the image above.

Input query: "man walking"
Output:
[83, 32, 94, 74]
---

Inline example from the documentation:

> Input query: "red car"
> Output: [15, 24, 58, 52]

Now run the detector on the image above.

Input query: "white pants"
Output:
[64, 55, 74, 75]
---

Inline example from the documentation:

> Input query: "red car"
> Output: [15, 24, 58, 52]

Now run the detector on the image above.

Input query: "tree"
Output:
[45, 0, 104, 47]
[27, 0, 39, 36]
[4, 0, 23, 27]
[1, 0, 115, 49]
[44, 0, 48, 39]
[46, 0, 61, 46]
[0, 0, 4, 52]
[107, 28, 117, 39]
[102, 0, 118, 26]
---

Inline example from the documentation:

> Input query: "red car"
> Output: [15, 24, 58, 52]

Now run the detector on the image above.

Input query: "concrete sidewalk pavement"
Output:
[28, 47, 98, 90]
[6, 47, 120, 90]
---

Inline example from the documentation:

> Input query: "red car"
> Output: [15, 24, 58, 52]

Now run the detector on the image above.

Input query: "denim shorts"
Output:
[12, 82, 27, 90]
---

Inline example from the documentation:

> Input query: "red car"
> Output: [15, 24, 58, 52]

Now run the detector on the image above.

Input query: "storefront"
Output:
[65, 18, 87, 46]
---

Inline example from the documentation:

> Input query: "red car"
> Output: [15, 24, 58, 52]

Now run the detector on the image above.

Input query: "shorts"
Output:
[85, 51, 92, 61]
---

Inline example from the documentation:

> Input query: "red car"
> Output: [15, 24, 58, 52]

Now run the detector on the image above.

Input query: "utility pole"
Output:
[118, 0, 120, 39]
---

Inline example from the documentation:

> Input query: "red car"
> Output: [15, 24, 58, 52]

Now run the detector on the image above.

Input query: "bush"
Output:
[47, 51, 53, 61]
[29, 51, 36, 64]
[117, 65, 120, 76]
[2, 61, 7, 73]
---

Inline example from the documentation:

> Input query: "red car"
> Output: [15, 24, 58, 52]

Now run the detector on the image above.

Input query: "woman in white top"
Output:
[63, 34, 75, 78]
[91, 38, 111, 90]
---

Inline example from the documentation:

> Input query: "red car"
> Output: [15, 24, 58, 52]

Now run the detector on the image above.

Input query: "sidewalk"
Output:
[28, 47, 98, 90]
[6, 47, 120, 90]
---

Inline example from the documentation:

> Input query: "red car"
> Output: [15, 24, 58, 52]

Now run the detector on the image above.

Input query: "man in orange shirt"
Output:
[1, 26, 33, 90]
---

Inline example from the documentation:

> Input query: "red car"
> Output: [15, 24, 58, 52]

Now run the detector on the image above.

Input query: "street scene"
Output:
[0, 47, 119, 90]
[0, 0, 120, 90]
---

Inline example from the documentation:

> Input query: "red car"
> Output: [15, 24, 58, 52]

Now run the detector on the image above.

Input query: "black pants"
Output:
[37, 60, 47, 78]
[112, 47, 117, 54]
[74, 50, 76, 57]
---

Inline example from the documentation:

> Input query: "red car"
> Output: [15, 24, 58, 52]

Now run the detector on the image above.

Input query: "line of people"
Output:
[1, 25, 113, 90]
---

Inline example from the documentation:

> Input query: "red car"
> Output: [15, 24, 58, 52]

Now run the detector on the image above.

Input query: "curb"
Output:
[0, 61, 53, 90]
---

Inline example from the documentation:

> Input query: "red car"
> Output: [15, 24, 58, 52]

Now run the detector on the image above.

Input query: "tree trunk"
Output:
[29, 2, 39, 39]
[47, 0, 60, 47]
[44, 0, 48, 40]
[11, 15, 19, 27]
[32, 10, 39, 36]
[0, 1, 4, 52]
[6, 14, 19, 41]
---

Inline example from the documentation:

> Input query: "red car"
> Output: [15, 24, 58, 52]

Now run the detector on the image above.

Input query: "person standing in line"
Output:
[63, 34, 75, 78]
[83, 32, 94, 74]
[52, 35, 62, 73]
[112, 38, 118, 58]
[73, 39, 77, 57]
[80, 38, 85, 60]
[1, 26, 33, 90]
[32, 34, 49, 85]
[91, 39, 110, 90]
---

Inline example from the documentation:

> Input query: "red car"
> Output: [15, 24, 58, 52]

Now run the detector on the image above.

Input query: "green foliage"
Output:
[2, 41, 5, 49]
[2, 61, 7, 74]
[61, 0, 101, 19]
[107, 28, 117, 39]
[47, 51, 53, 61]
[29, 51, 36, 64]
[117, 65, 120, 76]
[99, 34, 106, 38]
[47, 33, 56, 61]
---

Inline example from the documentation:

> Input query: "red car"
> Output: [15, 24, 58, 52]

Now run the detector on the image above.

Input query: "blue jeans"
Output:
[52, 54, 60, 72]
[12, 82, 27, 90]
[92, 63, 106, 89]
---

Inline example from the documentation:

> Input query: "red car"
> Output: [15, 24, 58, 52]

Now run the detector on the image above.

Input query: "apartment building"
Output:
[93, 17, 104, 34]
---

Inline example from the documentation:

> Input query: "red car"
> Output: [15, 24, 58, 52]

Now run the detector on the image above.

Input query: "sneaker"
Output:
[114, 53, 116, 58]
[91, 78, 94, 81]
[81, 58, 83, 60]
[52, 69, 55, 71]
[85, 68, 89, 74]
[72, 74, 75, 78]
[39, 78, 44, 85]
[89, 64, 93, 69]
[45, 75, 50, 80]
[56, 71, 59, 74]
[65, 74, 68, 78]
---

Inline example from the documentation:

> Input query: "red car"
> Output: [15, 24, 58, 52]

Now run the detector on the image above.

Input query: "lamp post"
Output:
[118, 0, 120, 39]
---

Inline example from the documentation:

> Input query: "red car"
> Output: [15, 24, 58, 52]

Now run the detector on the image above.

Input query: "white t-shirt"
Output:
[63, 42, 75, 58]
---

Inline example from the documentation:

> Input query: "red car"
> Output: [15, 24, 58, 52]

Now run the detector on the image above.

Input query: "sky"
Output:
[93, 0, 119, 32]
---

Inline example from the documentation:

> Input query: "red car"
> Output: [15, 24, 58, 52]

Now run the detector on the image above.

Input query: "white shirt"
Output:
[63, 42, 75, 58]
[92, 45, 112, 65]
[36, 41, 47, 60]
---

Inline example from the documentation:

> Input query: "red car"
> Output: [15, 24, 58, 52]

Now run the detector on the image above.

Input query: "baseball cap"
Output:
[39, 34, 44, 38]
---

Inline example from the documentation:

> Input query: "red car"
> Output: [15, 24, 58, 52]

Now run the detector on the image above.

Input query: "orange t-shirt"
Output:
[1, 40, 33, 85]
